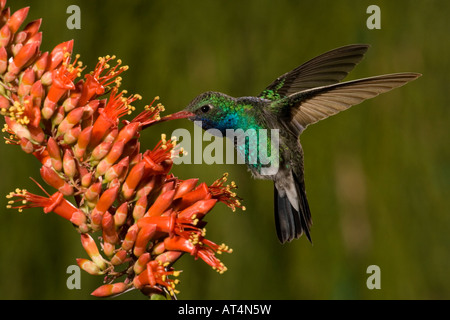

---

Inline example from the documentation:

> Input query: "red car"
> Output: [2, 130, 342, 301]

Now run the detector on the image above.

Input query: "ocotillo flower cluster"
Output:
[1, 1, 244, 299]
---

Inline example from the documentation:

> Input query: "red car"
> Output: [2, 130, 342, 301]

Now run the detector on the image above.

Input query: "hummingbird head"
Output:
[183, 91, 239, 133]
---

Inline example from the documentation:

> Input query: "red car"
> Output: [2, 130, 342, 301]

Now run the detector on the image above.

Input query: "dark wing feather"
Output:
[259, 44, 370, 101]
[288, 72, 421, 133]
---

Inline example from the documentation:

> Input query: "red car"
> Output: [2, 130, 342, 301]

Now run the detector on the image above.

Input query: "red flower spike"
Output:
[173, 178, 199, 199]
[134, 252, 151, 275]
[133, 224, 156, 257]
[102, 211, 119, 244]
[47, 137, 62, 172]
[80, 234, 106, 270]
[7, 7, 29, 34]
[40, 165, 73, 196]
[114, 202, 128, 228]
[110, 249, 128, 266]
[145, 189, 176, 217]
[132, 195, 148, 221]
[91, 283, 128, 297]
[73, 126, 92, 160]
[0, 3, 243, 298]
[77, 258, 103, 276]
[121, 224, 138, 251]
[122, 161, 145, 200]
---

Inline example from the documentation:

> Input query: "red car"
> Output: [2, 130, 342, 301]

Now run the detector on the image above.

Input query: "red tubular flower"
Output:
[89, 87, 139, 147]
[42, 52, 83, 119]
[6, 188, 85, 227]
[163, 235, 231, 274]
[40, 165, 73, 196]
[133, 260, 180, 296]
[78, 55, 128, 107]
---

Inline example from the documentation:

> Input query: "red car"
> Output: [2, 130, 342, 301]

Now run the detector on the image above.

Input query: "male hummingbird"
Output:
[163, 44, 421, 244]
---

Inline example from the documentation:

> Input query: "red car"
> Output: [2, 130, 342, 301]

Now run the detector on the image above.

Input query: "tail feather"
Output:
[274, 172, 312, 244]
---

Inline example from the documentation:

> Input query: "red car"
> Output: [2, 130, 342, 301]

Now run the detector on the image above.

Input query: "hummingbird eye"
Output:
[200, 105, 211, 113]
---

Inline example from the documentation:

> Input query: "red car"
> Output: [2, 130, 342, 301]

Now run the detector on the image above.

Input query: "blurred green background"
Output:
[0, 0, 448, 299]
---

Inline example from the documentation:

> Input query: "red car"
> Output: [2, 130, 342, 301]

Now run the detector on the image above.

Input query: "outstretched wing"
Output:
[259, 44, 370, 101]
[287, 72, 421, 133]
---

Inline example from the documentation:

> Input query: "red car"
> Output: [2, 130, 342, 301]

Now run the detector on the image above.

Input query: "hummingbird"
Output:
[162, 44, 421, 244]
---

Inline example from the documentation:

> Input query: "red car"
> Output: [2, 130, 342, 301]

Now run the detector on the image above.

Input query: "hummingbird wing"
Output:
[259, 44, 370, 101]
[287, 72, 421, 134]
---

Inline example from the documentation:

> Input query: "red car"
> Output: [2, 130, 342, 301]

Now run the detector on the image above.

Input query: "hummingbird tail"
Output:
[274, 172, 312, 244]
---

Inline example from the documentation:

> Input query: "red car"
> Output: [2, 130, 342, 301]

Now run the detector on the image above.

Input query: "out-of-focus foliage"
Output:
[0, 0, 448, 299]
